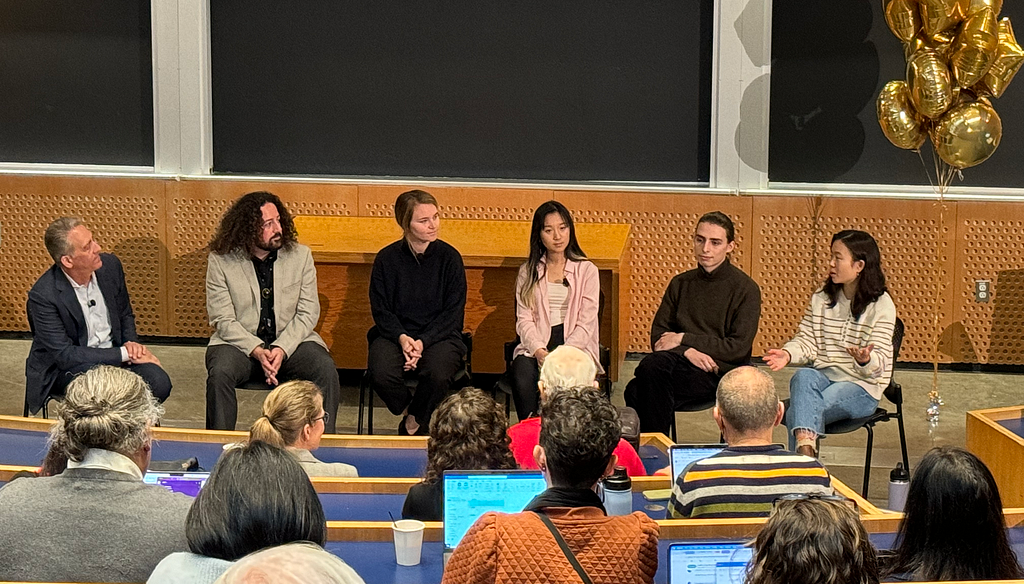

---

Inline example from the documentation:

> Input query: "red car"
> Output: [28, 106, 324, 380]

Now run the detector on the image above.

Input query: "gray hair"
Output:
[539, 345, 597, 392]
[44, 217, 84, 263]
[214, 542, 364, 584]
[49, 365, 163, 462]
[716, 366, 779, 434]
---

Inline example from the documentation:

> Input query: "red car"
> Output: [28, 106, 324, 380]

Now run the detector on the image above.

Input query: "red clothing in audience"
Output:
[508, 417, 647, 476]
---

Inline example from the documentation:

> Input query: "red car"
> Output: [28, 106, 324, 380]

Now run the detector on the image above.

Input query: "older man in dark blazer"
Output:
[24, 218, 171, 415]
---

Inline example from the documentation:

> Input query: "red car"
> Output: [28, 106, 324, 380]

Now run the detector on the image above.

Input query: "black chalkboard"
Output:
[211, 1, 712, 182]
[0, 1, 153, 166]
[770, 0, 1024, 187]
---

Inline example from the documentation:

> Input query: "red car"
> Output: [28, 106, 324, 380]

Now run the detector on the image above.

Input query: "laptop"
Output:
[143, 471, 210, 497]
[669, 444, 728, 483]
[442, 470, 548, 561]
[667, 541, 753, 584]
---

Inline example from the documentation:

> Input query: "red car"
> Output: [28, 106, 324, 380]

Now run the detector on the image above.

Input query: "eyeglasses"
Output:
[313, 411, 329, 425]
[772, 493, 858, 512]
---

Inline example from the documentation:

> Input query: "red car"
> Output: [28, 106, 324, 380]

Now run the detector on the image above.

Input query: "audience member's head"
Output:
[883, 446, 1023, 581]
[537, 345, 598, 396]
[714, 366, 783, 442]
[747, 497, 878, 584]
[214, 543, 364, 584]
[187, 440, 326, 561]
[537, 386, 620, 489]
[209, 191, 297, 256]
[49, 365, 161, 472]
[423, 387, 516, 484]
[249, 380, 327, 451]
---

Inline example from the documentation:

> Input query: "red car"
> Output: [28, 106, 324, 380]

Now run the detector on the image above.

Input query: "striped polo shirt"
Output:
[666, 444, 833, 519]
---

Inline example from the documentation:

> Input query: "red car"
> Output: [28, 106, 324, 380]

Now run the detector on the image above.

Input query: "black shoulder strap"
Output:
[532, 511, 594, 584]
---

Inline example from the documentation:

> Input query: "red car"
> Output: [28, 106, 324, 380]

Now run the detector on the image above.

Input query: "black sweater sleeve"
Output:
[680, 280, 762, 364]
[649, 277, 680, 351]
[369, 251, 407, 344]
[418, 249, 467, 348]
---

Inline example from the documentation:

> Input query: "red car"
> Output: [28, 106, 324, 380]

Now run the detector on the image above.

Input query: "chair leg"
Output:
[670, 414, 677, 443]
[367, 384, 375, 435]
[862, 425, 875, 500]
[896, 414, 910, 473]
[357, 375, 366, 436]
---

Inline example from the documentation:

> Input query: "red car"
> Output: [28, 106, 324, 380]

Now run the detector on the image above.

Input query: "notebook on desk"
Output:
[143, 471, 209, 497]
[442, 470, 548, 560]
[668, 541, 753, 584]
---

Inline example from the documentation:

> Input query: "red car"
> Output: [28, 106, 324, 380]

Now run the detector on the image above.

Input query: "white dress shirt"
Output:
[63, 270, 128, 362]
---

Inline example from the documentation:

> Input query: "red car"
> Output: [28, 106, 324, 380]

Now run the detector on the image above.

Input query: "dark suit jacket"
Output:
[25, 253, 137, 413]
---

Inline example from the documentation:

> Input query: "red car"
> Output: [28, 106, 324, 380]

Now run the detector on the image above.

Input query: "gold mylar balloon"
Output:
[919, 0, 970, 36]
[907, 50, 954, 117]
[885, 0, 921, 42]
[905, 30, 956, 60]
[931, 100, 1002, 168]
[980, 18, 1024, 97]
[878, 80, 928, 149]
[951, 7, 999, 87]
[967, 0, 1001, 16]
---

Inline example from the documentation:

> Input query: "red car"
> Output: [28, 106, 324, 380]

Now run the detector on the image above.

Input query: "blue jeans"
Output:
[784, 368, 878, 449]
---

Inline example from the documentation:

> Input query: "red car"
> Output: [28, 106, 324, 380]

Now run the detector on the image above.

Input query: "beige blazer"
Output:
[206, 244, 326, 357]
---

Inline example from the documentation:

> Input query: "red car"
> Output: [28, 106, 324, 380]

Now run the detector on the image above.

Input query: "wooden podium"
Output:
[296, 216, 631, 378]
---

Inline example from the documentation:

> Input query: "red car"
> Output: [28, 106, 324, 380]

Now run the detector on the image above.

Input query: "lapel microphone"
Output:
[562, 278, 569, 288]
[88, 299, 96, 308]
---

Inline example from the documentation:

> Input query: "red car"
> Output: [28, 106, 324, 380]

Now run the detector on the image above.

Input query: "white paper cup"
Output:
[392, 519, 425, 566]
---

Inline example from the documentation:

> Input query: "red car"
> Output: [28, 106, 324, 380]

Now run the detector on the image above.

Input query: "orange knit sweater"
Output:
[440, 506, 659, 584]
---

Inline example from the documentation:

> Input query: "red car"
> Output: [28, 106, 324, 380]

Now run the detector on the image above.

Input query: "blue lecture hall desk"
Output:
[326, 529, 1024, 584]
[0, 426, 669, 478]
[998, 417, 1024, 438]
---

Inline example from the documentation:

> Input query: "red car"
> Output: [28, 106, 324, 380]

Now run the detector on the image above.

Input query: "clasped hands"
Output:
[123, 341, 161, 367]
[399, 334, 424, 371]
[251, 345, 286, 385]
[655, 332, 718, 373]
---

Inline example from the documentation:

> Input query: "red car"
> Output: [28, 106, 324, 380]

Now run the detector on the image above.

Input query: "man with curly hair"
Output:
[205, 192, 340, 432]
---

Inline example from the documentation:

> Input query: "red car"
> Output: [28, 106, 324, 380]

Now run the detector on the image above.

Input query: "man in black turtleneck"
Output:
[625, 211, 762, 435]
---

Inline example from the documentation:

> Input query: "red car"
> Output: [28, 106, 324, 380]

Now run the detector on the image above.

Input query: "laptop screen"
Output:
[143, 472, 209, 497]
[442, 470, 548, 550]
[670, 445, 727, 483]
[668, 541, 753, 584]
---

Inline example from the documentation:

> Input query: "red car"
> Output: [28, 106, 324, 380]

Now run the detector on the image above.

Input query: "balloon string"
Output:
[916, 146, 946, 415]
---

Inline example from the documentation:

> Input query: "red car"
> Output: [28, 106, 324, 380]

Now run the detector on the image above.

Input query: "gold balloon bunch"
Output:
[878, 0, 1023, 170]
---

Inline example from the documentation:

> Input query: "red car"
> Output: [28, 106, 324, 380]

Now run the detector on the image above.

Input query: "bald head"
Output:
[538, 346, 598, 396]
[715, 366, 780, 435]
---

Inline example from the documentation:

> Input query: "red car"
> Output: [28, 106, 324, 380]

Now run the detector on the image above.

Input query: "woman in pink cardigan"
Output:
[511, 201, 602, 420]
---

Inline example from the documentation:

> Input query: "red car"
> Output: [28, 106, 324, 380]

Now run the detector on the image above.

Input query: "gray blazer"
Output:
[0, 468, 193, 583]
[206, 244, 326, 358]
[289, 447, 359, 478]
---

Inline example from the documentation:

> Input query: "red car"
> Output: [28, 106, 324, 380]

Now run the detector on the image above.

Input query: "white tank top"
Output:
[547, 281, 569, 326]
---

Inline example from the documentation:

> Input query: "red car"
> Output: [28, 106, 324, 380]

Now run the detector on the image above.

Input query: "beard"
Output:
[256, 234, 283, 252]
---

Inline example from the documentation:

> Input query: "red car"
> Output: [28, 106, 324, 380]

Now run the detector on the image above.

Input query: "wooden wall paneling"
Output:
[554, 191, 754, 355]
[356, 184, 554, 221]
[751, 196, 955, 363]
[0, 175, 168, 334]
[167, 180, 358, 338]
[953, 203, 1024, 364]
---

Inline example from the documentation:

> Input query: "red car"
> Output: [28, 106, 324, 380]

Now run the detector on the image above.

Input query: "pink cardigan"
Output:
[513, 258, 603, 373]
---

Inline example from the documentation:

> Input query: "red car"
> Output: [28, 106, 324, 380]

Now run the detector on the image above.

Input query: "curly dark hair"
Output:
[539, 385, 620, 489]
[422, 387, 516, 485]
[209, 191, 298, 255]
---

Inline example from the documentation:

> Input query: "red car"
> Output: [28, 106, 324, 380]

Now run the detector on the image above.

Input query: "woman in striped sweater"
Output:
[763, 230, 896, 457]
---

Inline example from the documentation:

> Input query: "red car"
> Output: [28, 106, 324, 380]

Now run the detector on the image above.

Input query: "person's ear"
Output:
[603, 454, 619, 477]
[60, 254, 74, 270]
[538, 381, 547, 400]
[533, 445, 547, 471]
[712, 406, 726, 434]
[853, 259, 865, 275]
[774, 401, 785, 427]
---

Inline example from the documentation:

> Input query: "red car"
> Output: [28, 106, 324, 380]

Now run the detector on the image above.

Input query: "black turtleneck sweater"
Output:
[649, 259, 761, 373]
[369, 238, 466, 348]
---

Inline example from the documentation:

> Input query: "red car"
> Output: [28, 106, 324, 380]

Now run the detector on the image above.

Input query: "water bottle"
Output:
[887, 462, 910, 513]
[602, 466, 632, 516]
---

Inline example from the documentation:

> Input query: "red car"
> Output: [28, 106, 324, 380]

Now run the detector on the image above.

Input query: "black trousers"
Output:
[510, 324, 564, 420]
[624, 350, 721, 435]
[367, 335, 465, 426]
[55, 362, 172, 403]
[205, 341, 340, 432]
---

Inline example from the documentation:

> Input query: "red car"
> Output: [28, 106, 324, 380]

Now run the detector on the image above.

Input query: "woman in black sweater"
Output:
[367, 190, 467, 436]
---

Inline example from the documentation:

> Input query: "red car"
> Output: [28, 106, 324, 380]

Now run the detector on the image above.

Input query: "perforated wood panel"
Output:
[166, 181, 358, 337]
[0, 176, 167, 335]
[751, 197, 956, 363]
[555, 192, 754, 354]
[954, 203, 1024, 364]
